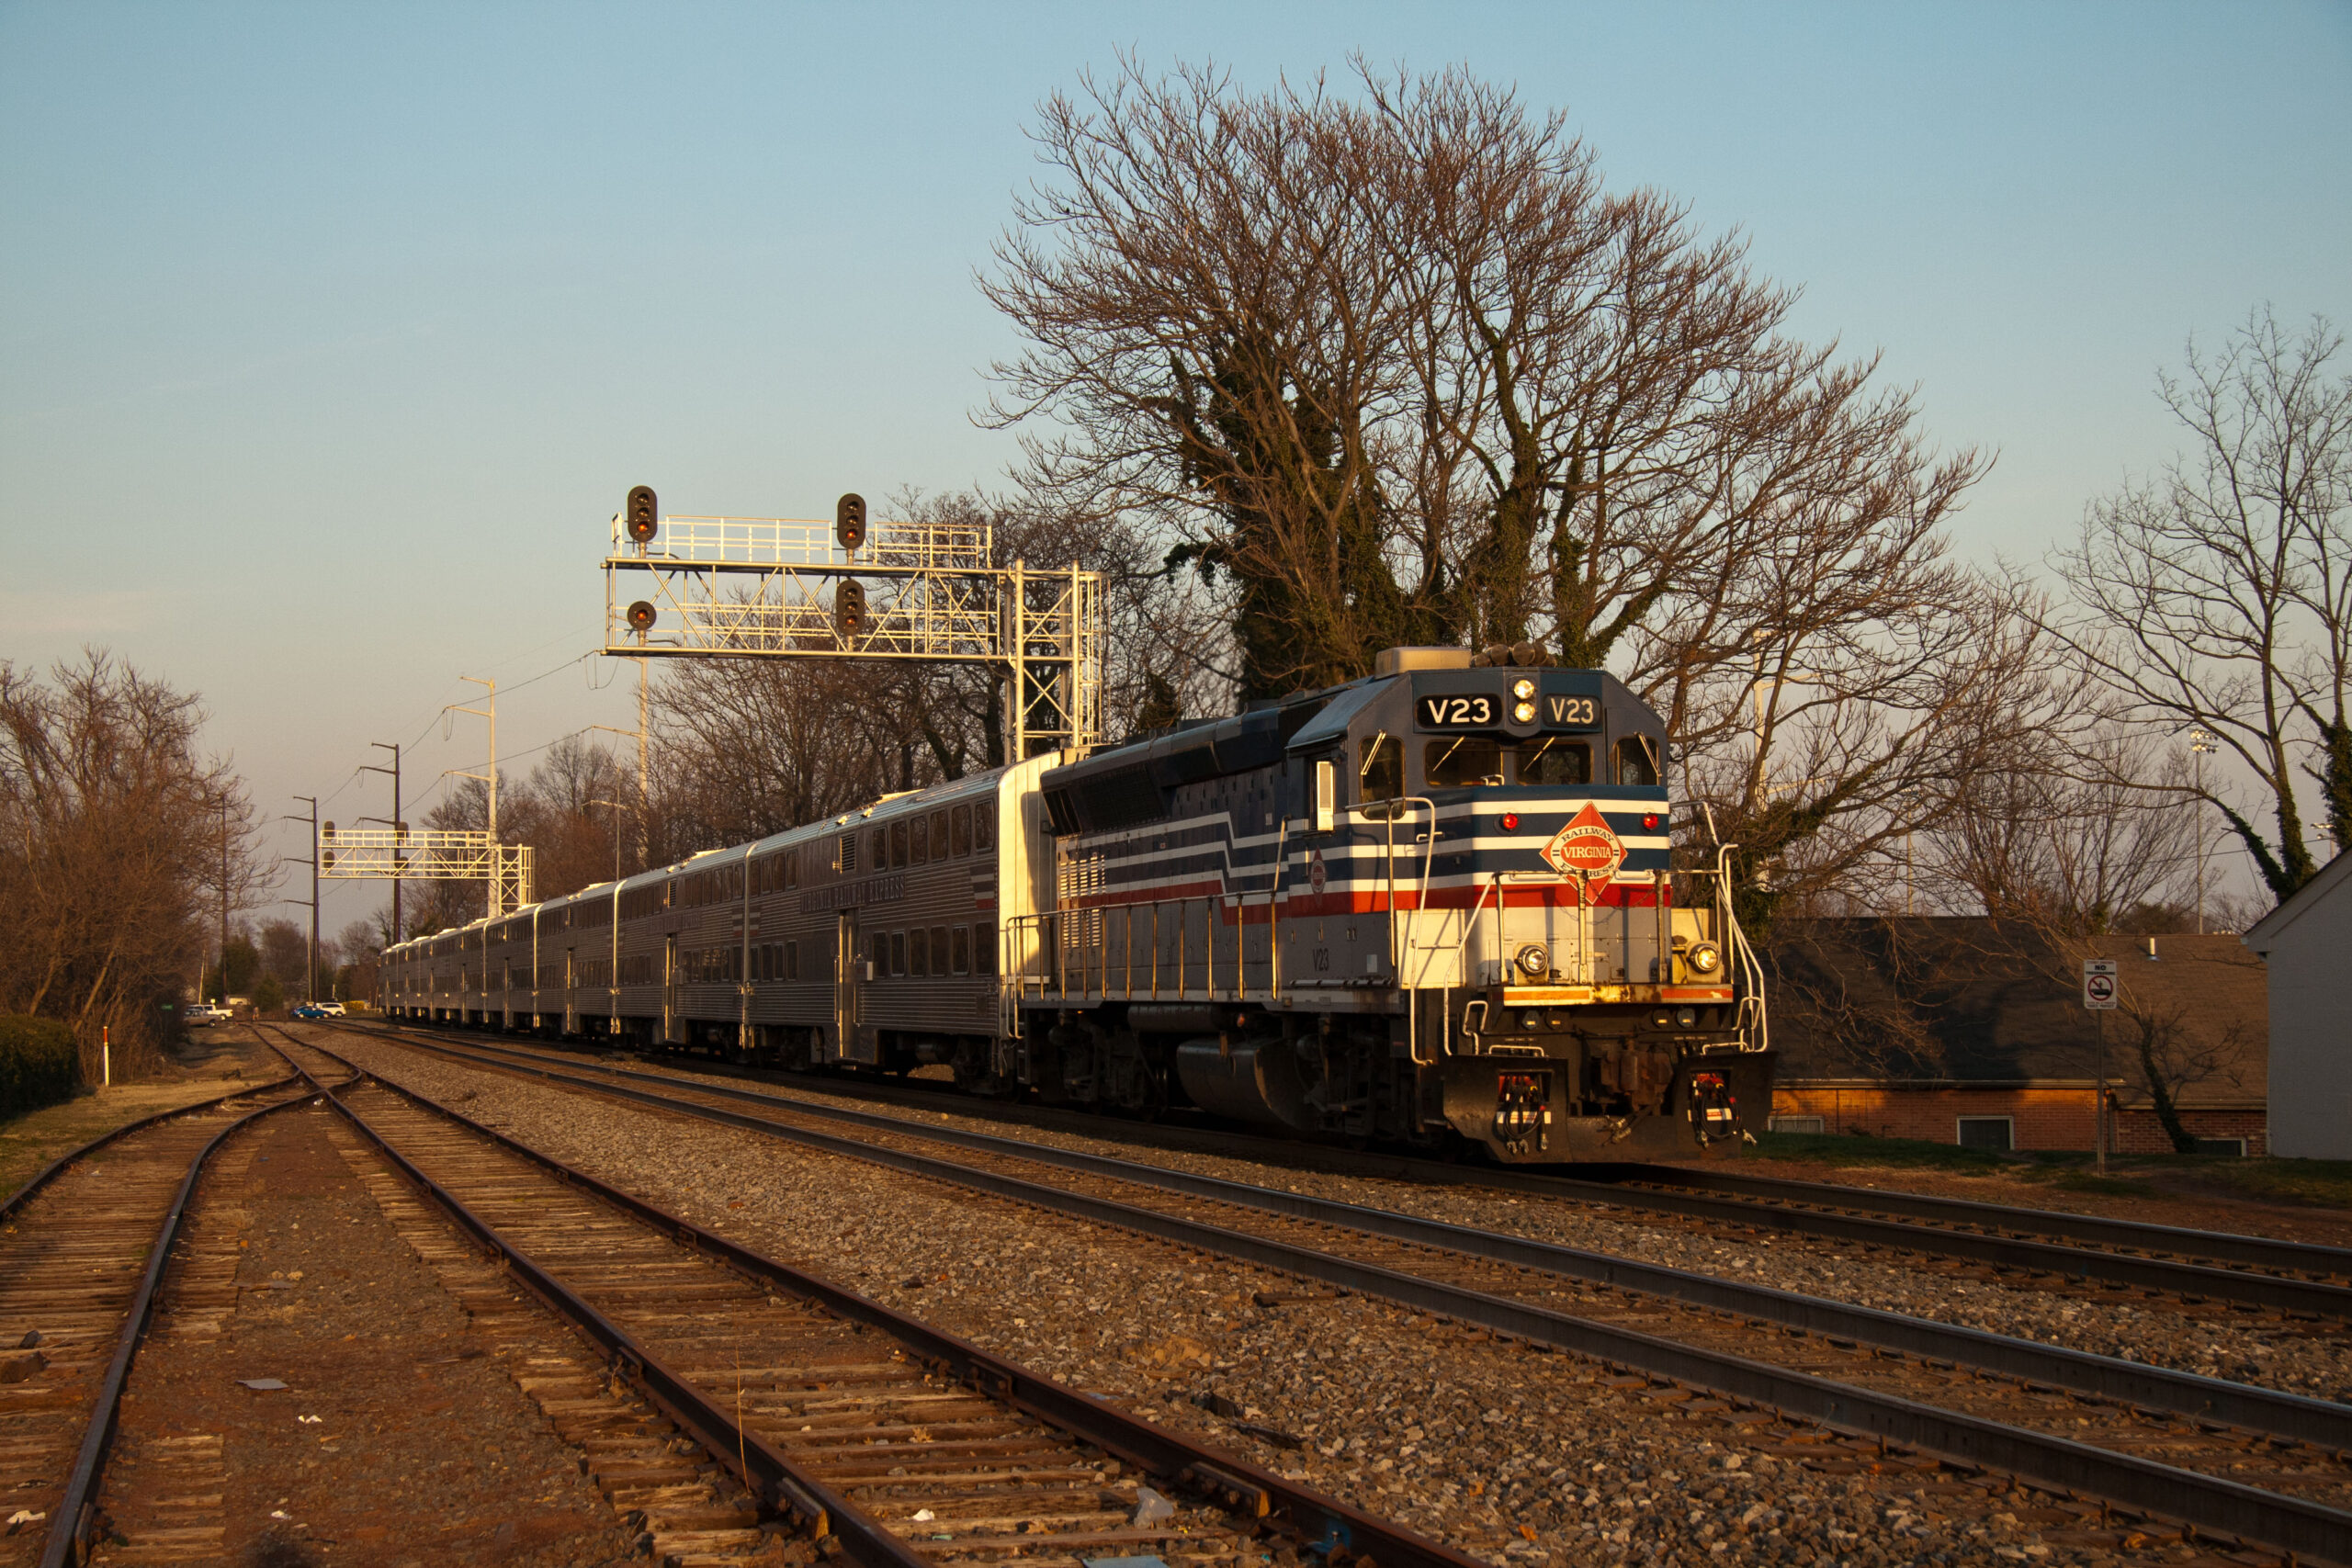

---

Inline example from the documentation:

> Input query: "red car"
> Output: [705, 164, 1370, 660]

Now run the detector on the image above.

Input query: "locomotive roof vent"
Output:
[1373, 646, 1475, 676]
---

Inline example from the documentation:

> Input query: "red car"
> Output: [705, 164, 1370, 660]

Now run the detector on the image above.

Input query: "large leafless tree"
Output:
[2056, 307, 2352, 904]
[983, 60, 1997, 928]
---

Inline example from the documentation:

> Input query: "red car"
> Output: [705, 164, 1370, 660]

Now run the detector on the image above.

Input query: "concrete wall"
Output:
[2258, 877, 2352, 1159]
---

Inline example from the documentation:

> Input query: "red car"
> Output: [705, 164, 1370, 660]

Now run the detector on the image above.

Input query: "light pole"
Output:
[2188, 728, 2216, 934]
[589, 798, 634, 886]
[447, 677, 501, 914]
[360, 742, 403, 944]
[284, 796, 319, 1003]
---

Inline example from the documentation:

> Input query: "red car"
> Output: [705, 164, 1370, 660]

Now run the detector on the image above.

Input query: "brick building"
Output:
[1762, 919, 2267, 1155]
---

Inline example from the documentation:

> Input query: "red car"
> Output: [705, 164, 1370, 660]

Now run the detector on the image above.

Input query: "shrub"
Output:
[252, 976, 286, 1015]
[0, 1016, 80, 1119]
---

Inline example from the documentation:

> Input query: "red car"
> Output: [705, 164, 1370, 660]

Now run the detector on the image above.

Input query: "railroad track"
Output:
[329, 1021, 2352, 1566]
[357, 1018, 2352, 1314]
[253, 1028, 1487, 1568]
[0, 1071, 320, 1568]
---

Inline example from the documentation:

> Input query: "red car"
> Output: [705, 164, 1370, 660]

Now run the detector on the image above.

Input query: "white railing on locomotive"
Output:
[1012, 891, 1280, 1004]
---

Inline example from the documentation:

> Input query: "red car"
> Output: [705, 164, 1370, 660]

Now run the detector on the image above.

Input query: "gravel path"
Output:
[322, 1032, 2279, 1568]
[389, 1038, 2352, 1407]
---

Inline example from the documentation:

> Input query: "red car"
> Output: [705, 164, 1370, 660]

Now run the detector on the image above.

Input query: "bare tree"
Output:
[983, 60, 1996, 929]
[0, 651, 254, 1080]
[2055, 307, 2352, 904]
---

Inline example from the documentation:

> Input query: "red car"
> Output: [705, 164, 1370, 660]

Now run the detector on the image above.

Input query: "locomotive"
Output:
[379, 645, 1771, 1161]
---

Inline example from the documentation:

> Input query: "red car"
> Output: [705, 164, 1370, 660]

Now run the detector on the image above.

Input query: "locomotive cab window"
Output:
[1612, 735, 1662, 787]
[1516, 738, 1591, 786]
[1426, 736, 1503, 788]
[1359, 733, 1402, 803]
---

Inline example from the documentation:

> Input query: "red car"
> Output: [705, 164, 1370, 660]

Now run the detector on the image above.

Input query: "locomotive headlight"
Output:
[1520, 1010, 1543, 1031]
[1511, 677, 1536, 700]
[1687, 942, 1723, 976]
[1515, 943, 1550, 977]
[1650, 1008, 1674, 1029]
[1512, 700, 1537, 723]
[1677, 1007, 1698, 1029]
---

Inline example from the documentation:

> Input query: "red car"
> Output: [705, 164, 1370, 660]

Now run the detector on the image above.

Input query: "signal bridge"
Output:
[601, 489, 1103, 762]
[317, 825, 532, 917]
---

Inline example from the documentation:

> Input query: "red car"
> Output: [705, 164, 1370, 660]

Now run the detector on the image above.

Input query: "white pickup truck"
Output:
[184, 1004, 223, 1028]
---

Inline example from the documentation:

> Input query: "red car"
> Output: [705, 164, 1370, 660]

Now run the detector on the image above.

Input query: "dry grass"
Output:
[0, 1031, 272, 1198]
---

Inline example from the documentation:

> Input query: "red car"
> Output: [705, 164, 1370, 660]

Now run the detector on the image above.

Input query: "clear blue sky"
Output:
[4, 1, 2346, 936]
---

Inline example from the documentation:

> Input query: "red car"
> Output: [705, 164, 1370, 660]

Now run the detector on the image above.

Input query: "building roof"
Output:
[1764, 918, 2266, 1108]
[2242, 848, 2352, 954]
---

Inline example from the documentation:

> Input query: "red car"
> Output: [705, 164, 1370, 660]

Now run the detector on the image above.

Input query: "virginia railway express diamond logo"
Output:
[1542, 802, 1625, 903]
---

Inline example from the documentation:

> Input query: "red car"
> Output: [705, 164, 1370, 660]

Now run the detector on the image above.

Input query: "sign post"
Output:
[2084, 959, 2118, 1172]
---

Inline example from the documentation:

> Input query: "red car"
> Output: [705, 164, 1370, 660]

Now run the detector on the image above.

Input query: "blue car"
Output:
[289, 1003, 328, 1021]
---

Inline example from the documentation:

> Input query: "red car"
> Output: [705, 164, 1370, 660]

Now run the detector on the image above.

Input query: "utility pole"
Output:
[218, 800, 230, 1007]
[286, 796, 319, 1003]
[448, 678, 501, 916]
[2188, 728, 2216, 934]
[590, 799, 633, 887]
[591, 665, 651, 872]
[360, 742, 403, 945]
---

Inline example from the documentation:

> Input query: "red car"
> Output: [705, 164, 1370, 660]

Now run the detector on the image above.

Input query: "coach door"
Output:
[563, 947, 577, 1035]
[662, 934, 680, 1043]
[833, 911, 871, 1065]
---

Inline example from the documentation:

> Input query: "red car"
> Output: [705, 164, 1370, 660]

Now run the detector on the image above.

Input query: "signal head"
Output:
[836, 492, 867, 552]
[834, 578, 869, 641]
[624, 485, 659, 543]
[626, 600, 658, 633]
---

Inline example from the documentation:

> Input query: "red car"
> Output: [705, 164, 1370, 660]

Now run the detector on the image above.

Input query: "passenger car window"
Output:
[951, 806, 970, 856]
[1515, 738, 1591, 786]
[1426, 737, 1504, 788]
[1613, 736, 1661, 786]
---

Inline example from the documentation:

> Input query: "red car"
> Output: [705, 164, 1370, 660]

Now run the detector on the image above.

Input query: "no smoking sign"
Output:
[2082, 958, 2118, 1010]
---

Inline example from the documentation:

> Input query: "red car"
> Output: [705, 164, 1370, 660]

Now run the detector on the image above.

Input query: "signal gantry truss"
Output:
[318, 826, 533, 916]
[601, 501, 1104, 761]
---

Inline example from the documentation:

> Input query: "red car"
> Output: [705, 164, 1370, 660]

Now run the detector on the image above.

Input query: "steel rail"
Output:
[34, 1082, 321, 1568]
[361, 1027, 2352, 1448]
[272, 1035, 1490, 1568]
[377, 1025, 2352, 1325]
[2, 1072, 305, 1221]
[355, 1018, 2352, 1312]
[343, 1028, 2352, 1565]
[1578, 1162, 2352, 1280]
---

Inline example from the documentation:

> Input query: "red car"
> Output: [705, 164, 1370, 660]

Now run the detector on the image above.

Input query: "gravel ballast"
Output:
[319, 1032, 2299, 1568]
[378, 1037, 2352, 1408]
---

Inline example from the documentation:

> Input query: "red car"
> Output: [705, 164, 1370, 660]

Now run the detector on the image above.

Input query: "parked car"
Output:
[289, 1003, 328, 1021]
[184, 1004, 220, 1028]
[318, 1001, 346, 1018]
